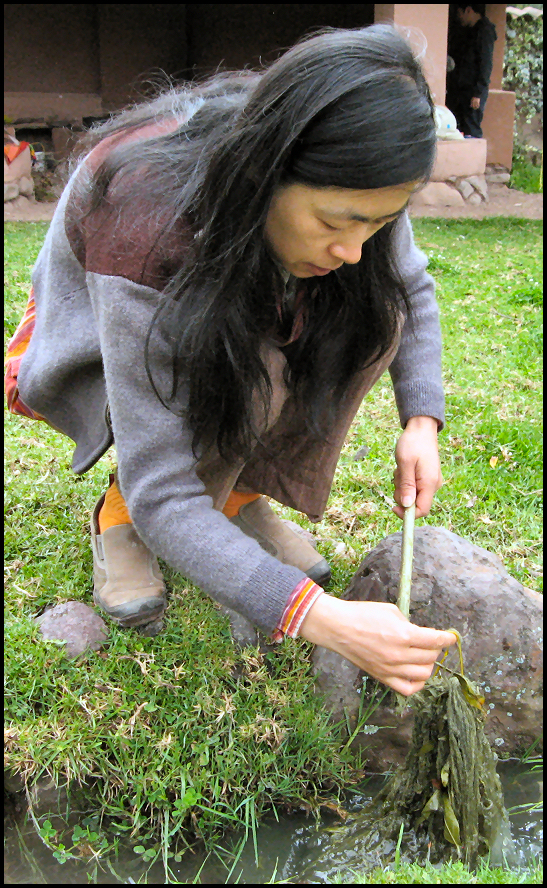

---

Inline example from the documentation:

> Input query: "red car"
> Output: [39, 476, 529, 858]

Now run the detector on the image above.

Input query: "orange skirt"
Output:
[4, 287, 46, 421]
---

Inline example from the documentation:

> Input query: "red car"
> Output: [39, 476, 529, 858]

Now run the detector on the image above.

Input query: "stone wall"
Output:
[410, 137, 511, 210]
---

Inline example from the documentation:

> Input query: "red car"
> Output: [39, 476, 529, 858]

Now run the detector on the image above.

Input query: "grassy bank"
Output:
[509, 148, 543, 194]
[4, 217, 542, 882]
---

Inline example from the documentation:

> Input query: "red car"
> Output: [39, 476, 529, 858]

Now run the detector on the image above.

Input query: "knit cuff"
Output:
[271, 577, 324, 642]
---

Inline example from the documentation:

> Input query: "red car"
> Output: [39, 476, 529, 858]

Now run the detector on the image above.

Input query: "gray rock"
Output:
[4, 182, 19, 202]
[5, 769, 92, 827]
[466, 174, 489, 200]
[4, 769, 25, 794]
[467, 190, 484, 206]
[219, 517, 318, 652]
[26, 774, 70, 816]
[17, 175, 35, 197]
[138, 617, 164, 637]
[35, 601, 108, 657]
[485, 165, 511, 184]
[485, 171, 511, 184]
[453, 178, 475, 200]
[312, 527, 542, 771]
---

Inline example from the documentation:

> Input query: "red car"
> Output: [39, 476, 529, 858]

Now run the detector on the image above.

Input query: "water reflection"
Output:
[4, 760, 542, 884]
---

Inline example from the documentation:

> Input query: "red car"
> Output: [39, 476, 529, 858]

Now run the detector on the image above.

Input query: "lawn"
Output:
[4, 217, 543, 883]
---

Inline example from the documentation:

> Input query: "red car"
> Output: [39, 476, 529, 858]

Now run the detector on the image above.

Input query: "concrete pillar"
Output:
[486, 4, 507, 90]
[374, 4, 449, 106]
[484, 5, 515, 169]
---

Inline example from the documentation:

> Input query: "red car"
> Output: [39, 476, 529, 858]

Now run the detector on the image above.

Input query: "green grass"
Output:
[4, 218, 543, 883]
[331, 857, 543, 883]
[509, 151, 543, 194]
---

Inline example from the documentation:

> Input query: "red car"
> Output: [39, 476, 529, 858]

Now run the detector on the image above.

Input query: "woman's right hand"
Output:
[298, 593, 458, 697]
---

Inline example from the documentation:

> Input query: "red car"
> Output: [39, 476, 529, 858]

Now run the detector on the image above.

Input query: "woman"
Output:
[5, 24, 456, 696]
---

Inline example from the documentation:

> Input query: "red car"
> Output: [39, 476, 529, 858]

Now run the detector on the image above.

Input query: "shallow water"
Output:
[4, 760, 542, 884]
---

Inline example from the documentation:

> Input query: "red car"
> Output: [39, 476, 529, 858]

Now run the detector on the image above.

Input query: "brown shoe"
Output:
[91, 493, 167, 627]
[229, 496, 331, 586]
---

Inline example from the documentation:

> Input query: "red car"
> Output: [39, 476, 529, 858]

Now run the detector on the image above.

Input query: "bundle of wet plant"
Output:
[362, 654, 514, 868]
[361, 504, 515, 869]
[308, 505, 516, 879]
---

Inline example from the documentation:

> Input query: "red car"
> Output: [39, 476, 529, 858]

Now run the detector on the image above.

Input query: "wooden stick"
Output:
[397, 502, 416, 619]
[395, 503, 416, 713]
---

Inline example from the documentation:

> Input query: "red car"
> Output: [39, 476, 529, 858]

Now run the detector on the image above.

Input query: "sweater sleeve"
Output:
[388, 213, 445, 431]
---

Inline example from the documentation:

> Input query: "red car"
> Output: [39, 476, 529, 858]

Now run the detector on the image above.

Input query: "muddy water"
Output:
[4, 760, 542, 884]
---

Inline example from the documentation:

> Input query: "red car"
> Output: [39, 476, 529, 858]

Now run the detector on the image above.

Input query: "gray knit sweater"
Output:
[17, 138, 445, 635]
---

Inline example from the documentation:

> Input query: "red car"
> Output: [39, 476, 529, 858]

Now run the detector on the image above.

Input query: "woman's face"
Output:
[263, 181, 418, 278]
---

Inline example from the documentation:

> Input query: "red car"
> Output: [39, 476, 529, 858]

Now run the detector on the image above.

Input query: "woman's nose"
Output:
[329, 241, 363, 265]
[329, 229, 375, 265]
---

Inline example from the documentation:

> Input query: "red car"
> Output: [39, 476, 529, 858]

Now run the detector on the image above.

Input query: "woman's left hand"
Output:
[392, 416, 443, 519]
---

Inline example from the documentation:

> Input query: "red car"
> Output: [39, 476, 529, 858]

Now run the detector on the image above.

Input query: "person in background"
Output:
[446, 4, 497, 138]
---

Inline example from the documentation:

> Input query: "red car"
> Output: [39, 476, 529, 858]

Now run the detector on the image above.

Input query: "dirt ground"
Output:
[3, 182, 543, 222]
[409, 183, 543, 220]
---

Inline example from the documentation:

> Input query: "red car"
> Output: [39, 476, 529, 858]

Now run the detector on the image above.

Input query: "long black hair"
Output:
[71, 24, 436, 463]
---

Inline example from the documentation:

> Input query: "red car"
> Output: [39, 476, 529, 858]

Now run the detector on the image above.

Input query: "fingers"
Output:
[392, 492, 432, 520]
[414, 480, 441, 517]
[409, 626, 459, 651]
[308, 598, 459, 701]
[382, 660, 435, 696]
[392, 471, 444, 519]
[390, 677, 428, 697]
[367, 623, 458, 694]
[382, 632, 457, 696]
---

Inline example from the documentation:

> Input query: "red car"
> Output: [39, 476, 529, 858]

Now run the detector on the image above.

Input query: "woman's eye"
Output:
[321, 221, 339, 231]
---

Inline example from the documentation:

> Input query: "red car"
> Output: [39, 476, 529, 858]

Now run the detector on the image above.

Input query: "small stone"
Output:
[353, 445, 370, 460]
[466, 174, 488, 200]
[10, 195, 32, 210]
[486, 171, 511, 184]
[467, 191, 483, 205]
[217, 603, 258, 649]
[454, 178, 475, 200]
[35, 601, 108, 657]
[410, 182, 465, 208]
[4, 182, 19, 202]
[17, 176, 34, 197]
[485, 166, 511, 184]
[138, 618, 164, 637]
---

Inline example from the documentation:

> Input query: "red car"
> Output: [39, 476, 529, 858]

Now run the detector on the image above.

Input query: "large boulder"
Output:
[312, 527, 542, 772]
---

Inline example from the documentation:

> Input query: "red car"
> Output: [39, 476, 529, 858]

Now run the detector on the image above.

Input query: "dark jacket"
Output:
[452, 16, 497, 97]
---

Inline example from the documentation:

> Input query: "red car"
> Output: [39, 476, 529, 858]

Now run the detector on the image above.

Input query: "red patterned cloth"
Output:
[4, 288, 45, 420]
[4, 141, 30, 164]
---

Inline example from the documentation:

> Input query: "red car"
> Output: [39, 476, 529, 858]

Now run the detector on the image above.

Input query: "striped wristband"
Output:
[271, 577, 324, 642]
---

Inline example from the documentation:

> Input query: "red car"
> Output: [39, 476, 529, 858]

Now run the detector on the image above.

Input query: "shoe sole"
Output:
[93, 589, 165, 628]
[305, 559, 332, 586]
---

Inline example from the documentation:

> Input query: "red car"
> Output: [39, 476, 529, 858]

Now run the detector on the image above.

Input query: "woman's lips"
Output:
[306, 263, 340, 275]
